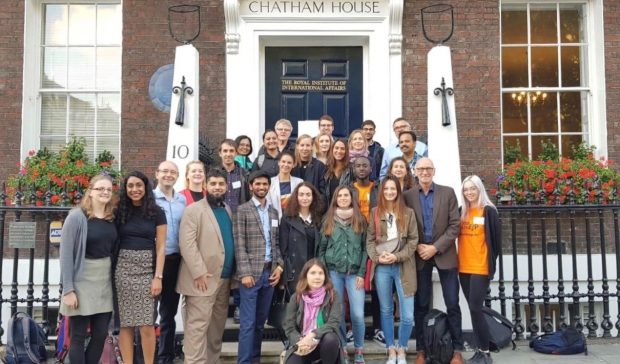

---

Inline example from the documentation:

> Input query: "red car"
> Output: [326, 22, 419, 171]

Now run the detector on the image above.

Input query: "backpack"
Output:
[5, 312, 47, 364]
[481, 306, 516, 351]
[529, 327, 587, 355]
[55, 315, 71, 363]
[423, 309, 454, 364]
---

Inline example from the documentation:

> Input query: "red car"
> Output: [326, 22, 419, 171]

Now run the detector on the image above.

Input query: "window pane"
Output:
[68, 94, 96, 135]
[503, 136, 528, 160]
[560, 92, 585, 133]
[44, 5, 67, 45]
[42, 47, 68, 88]
[532, 92, 557, 133]
[97, 94, 120, 134]
[502, 93, 527, 133]
[561, 46, 582, 87]
[97, 4, 122, 45]
[560, 6, 584, 43]
[68, 47, 95, 89]
[531, 6, 558, 44]
[561, 135, 584, 158]
[501, 7, 527, 44]
[41, 94, 67, 135]
[40, 136, 68, 153]
[532, 135, 558, 160]
[97, 136, 121, 162]
[96, 48, 121, 90]
[502, 47, 528, 87]
[532, 47, 558, 87]
[69, 5, 96, 45]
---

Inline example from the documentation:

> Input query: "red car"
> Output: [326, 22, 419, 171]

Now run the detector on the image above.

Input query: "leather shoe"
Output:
[414, 351, 425, 364]
[450, 352, 464, 364]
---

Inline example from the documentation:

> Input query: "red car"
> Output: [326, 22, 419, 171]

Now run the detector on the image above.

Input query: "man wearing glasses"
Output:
[379, 117, 428, 179]
[318, 114, 335, 137]
[153, 161, 187, 364]
[274, 119, 296, 153]
[403, 158, 463, 364]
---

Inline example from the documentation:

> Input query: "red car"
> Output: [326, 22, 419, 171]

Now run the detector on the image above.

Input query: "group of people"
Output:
[59, 115, 501, 364]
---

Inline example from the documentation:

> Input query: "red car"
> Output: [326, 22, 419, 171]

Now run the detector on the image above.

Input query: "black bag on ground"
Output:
[481, 306, 516, 351]
[267, 287, 290, 329]
[5, 312, 47, 364]
[423, 309, 454, 364]
[529, 327, 587, 355]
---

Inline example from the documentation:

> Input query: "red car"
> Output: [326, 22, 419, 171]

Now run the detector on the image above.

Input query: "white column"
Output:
[167, 44, 199, 191]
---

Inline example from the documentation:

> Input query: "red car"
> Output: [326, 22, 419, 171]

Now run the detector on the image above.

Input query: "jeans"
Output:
[329, 271, 366, 349]
[158, 253, 181, 363]
[374, 264, 414, 350]
[238, 269, 274, 364]
[414, 262, 463, 351]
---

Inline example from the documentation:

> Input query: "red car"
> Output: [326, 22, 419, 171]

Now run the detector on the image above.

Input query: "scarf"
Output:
[349, 149, 369, 161]
[301, 286, 326, 336]
[334, 208, 354, 226]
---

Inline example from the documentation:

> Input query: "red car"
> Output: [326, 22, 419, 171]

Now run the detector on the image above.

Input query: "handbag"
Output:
[375, 212, 399, 254]
[267, 287, 290, 329]
[364, 208, 382, 291]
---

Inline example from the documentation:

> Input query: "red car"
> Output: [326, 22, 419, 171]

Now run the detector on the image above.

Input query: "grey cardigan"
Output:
[59, 208, 89, 295]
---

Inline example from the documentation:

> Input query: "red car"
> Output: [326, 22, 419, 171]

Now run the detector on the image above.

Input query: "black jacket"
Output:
[292, 157, 327, 196]
[279, 215, 321, 292]
[483, 206, 502, 280]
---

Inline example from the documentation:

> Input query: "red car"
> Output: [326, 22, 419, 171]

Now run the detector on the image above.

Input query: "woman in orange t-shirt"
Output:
[458, 175, 501, 364]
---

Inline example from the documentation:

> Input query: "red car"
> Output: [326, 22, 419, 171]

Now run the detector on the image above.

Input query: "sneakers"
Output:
[396, 353, 407, 364]
[233, 306, 240, 324]
[385, 353, 397, 364]
[373, 329, 386, 346]
[466, 351, 492, 364]
[354, 349, 365, 364]
[346, 329, 354, 343]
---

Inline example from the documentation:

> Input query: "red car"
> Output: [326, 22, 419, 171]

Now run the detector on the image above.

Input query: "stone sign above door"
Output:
[223, 0, 404, 150]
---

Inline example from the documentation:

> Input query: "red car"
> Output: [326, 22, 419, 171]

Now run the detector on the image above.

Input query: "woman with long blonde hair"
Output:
[179, 160, 207, 205]
[313, 133, 333, 165]
[60, 174, 117, 364]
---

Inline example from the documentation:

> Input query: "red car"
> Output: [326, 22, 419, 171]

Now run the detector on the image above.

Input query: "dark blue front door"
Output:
[265, 47, 363, 139]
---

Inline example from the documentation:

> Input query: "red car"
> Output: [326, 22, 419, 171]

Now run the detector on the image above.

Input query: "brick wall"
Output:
[402, 1, 502, 189]
[604, 2, 620, 165]
[0, 1, 24, 183]
[120, 0, 226, 177]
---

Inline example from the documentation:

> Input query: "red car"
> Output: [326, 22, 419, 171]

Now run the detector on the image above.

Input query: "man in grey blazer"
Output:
[403, 157, 464, 364]
[234, 170, 284, 364]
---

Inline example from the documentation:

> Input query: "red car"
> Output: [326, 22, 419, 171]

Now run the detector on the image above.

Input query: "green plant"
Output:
[538, 138, 559, 162]
[6, 138, 121, 205]
[504, 140, 525, 164]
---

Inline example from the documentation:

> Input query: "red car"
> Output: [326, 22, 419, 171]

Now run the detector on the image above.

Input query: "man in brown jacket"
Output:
[403, 157, 464, 364]
[177, 168, 235, 364]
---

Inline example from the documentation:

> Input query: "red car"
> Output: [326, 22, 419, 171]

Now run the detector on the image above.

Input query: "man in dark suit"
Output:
[403, 157, 464, 364]
[234, 170, 284, 364]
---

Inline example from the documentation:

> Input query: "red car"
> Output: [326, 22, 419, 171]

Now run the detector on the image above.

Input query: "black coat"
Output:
[292, 158, 327, 196]
[279, 215, 321, 292]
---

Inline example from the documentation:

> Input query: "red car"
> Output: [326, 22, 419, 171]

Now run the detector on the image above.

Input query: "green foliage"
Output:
[538, 139, 559, 162]
[571, 142, 596, 161]
[504, 140, 524, 164]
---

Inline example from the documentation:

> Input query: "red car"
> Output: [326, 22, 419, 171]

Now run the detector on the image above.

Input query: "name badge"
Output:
[271, 219, 279, 227]
[232, 181, 241, 189]
[473, 217, 485, 225]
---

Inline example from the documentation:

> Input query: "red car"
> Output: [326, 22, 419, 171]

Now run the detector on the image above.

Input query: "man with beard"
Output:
[234, 170, 284, 364]
[177, 168, 236, 364]
[398, 131, 423, 178]
[220, 139, 250, 213]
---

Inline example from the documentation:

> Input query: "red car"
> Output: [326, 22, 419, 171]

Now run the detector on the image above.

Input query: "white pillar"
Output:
[167, 44, 200, 191]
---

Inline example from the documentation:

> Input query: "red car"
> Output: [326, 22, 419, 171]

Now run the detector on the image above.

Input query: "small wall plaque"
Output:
[50, 220, 63, 245]
[9, 222, 37, 249]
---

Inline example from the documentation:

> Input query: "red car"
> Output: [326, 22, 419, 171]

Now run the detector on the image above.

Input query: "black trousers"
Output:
[69, 312, 112, 364]
[157, 253, 181, 363]
[460, 273, 491, 351]
[286, 332, 341, 364]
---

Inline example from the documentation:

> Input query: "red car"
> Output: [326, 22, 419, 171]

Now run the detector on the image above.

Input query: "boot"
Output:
[450, 352, 464, 364]
[414, 351, 425, 364]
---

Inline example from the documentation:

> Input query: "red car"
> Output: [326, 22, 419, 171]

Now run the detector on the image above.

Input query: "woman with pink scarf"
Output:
[282, 259, 345, 364]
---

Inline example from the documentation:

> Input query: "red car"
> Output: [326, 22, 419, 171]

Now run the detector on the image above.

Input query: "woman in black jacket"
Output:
[292, 134, 327, 197]
[282, 259, 344, 364]
[280, 182, 324, 293]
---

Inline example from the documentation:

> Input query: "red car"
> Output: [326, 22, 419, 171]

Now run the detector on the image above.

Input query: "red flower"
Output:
[76, 160, 84, 167]
[51, 195, 61, 204]
[544, 170, 556, 179]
